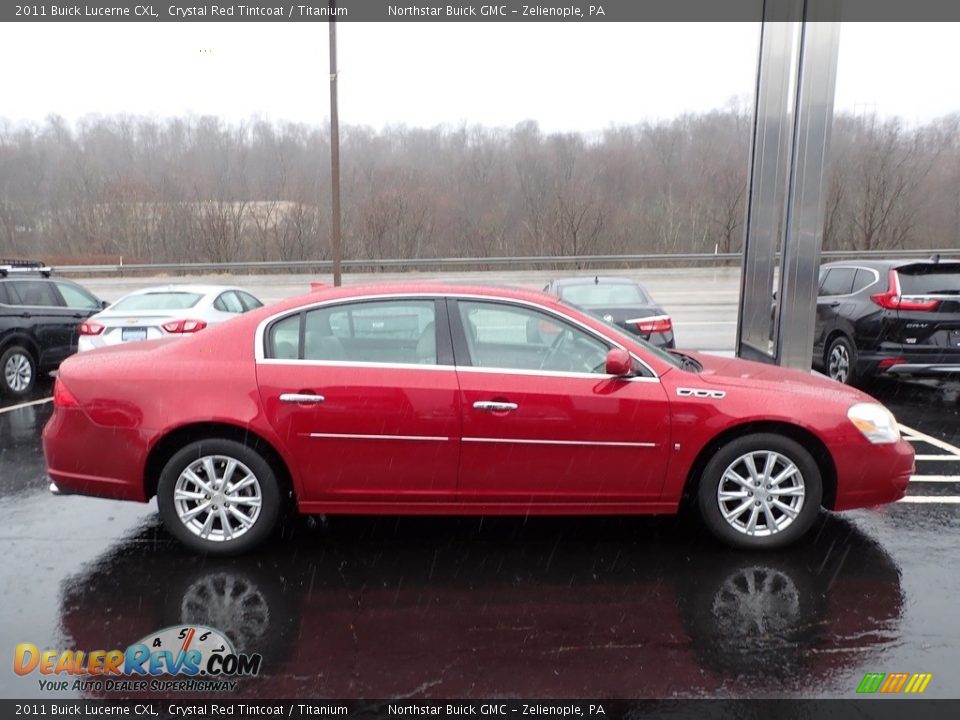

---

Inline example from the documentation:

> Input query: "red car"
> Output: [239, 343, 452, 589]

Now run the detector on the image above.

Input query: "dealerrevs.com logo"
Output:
[14, 625, 262, 693]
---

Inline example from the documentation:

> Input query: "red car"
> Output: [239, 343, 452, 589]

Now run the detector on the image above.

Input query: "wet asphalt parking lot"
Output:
[2, 272, 960, 699]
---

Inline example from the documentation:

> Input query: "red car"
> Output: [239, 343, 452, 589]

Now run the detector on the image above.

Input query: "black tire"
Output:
[825, 335, 857, 385]
[157, 439, 281, 556]
[0, 345, 37, 398]
[697, 433, 822, 550]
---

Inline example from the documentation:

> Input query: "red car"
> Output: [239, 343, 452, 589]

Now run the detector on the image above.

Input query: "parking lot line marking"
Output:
[899, 496, 960, 504]
[914, 455, 960, 461]
[0, 397, 52, 415]
[909, 475, 960, 483]
[898, 424, 960, 456]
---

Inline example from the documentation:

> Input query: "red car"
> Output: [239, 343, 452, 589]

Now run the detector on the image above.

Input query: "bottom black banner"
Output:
[4, 700, 960, 720]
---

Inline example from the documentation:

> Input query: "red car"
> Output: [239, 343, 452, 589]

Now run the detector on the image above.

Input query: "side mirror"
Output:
[100, 300, 110, 309]
[605, 348, 633, 377]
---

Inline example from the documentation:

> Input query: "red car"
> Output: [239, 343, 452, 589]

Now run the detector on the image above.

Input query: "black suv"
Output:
[0, 260, 105, 398]
[814, 257, 960, 385]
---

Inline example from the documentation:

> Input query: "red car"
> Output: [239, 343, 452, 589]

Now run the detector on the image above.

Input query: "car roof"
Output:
[269, 282, 564, 314]
[821, 258, 956, 271]
[117, 284, 245, 297]
[550, 276, 645, 287]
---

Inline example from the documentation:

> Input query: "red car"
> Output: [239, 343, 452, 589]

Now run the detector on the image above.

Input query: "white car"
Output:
[77, 284, 264, 351]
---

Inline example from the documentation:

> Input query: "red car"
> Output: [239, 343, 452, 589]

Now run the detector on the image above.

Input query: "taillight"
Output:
[878, 357, 907, 370]
[161, 319, 208, 334]
[78, 321, 104, 335]
[634, 315, 673, 334]
[53, 378, 80, 409]
[871, 269, 940, 311]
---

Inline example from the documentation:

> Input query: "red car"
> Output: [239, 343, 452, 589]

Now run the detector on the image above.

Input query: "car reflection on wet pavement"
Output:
[2, 377, 959, 699]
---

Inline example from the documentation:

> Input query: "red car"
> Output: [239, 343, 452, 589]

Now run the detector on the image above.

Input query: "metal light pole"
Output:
[328, 3, 342, 286]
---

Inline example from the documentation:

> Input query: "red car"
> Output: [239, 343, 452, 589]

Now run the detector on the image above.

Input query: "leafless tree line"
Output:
[0, 109, 957, 264]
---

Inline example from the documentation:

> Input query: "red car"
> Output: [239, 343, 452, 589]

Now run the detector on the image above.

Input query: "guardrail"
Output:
[51, 248, 960, 277]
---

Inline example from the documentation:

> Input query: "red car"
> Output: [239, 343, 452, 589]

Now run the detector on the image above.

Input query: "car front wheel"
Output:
[698, 434, 822, 550]
[157, 439, 281, 555]
[1, 345, 36, 398]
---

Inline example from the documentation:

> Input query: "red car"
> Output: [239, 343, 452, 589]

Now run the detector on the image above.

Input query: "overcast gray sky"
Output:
[1, 22, 958, 131]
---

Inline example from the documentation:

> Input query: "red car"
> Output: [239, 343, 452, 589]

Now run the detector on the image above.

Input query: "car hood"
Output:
[680, 350, 873, 404]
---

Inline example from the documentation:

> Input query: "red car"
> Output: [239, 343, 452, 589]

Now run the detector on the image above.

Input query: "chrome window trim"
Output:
[818, 266, 880, 299]
[254, 291, 661, 380]
[456, 365, 659, 383]
[258, 358, 456, 372]
[462, 437, 657, 448]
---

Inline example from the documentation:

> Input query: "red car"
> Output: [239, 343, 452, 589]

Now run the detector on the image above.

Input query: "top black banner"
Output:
[5, 0, 960, 23]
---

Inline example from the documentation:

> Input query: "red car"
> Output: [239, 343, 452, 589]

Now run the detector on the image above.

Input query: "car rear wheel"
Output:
[698, 434, 822, 550]
[825, 335, 857, 385]
[1, 345, 36, 398]
[157, 439, 281, 555]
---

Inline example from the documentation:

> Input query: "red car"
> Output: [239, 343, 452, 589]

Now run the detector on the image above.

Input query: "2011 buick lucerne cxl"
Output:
[43, 283, 914, 555]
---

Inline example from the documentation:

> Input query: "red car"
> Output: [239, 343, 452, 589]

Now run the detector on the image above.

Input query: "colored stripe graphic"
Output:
[904, 674, 933, 694]
[859, 672, 933, 694]
[857, 673, 885, 693]
[880, 673, 909, 693]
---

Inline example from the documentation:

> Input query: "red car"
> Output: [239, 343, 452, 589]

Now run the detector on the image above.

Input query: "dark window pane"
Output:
[8, 280, 61, 306]
[820, 268, 855, 297]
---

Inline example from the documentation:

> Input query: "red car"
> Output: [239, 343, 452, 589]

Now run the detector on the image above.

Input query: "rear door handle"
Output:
[280, 393, 325, 404]
[473, 401, 518, 412]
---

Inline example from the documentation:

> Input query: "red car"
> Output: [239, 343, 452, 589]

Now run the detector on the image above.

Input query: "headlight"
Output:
[847, 403, 901, 444]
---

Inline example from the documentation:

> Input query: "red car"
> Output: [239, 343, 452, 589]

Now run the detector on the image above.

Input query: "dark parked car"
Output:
[0, 259, 105, 397]
[543, 276, 675, 348]
[814, 257, 960, 385]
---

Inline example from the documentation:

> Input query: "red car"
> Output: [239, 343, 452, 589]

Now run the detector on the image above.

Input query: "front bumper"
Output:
[831, 436, 915, 511]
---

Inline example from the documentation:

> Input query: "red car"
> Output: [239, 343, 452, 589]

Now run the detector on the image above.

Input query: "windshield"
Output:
[560, 283, 649, 306]
[561, 300, 683, 370]
[111, 292, 203, 311]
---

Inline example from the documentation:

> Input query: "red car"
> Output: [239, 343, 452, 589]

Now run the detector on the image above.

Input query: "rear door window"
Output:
[237, 292, 263, 311]
[819, 268, 856, 297]
[851, 269, 878, 294]
[268, 299, 439, 365]
[214, 291, 245, 314]
[6, 280, 63, 307]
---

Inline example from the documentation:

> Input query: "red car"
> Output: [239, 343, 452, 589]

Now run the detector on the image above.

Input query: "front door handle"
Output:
[473, 400, 518, 412]
[280, 393, 325, 404]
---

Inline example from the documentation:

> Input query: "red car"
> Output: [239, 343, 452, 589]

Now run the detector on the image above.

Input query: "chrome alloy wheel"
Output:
[716, 451, 805, 537]
[173, 455, 263, 542]
[828, 343, 850, 383]
[4, 352, 32, 393]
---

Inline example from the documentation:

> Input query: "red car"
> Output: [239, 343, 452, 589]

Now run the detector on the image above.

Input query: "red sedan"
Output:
[43, 283, 914, 555]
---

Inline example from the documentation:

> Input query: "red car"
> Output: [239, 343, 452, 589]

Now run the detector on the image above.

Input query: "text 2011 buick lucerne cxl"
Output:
[43, 284, 914, 555]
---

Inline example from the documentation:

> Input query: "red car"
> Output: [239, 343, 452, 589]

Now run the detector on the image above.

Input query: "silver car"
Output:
[77, 284, 263, 351]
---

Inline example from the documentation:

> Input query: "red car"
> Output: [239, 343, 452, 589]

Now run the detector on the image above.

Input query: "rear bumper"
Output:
[42, 405, 150, 502]
[883, 362, 960, 376]
[857, 350, 960, 378]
